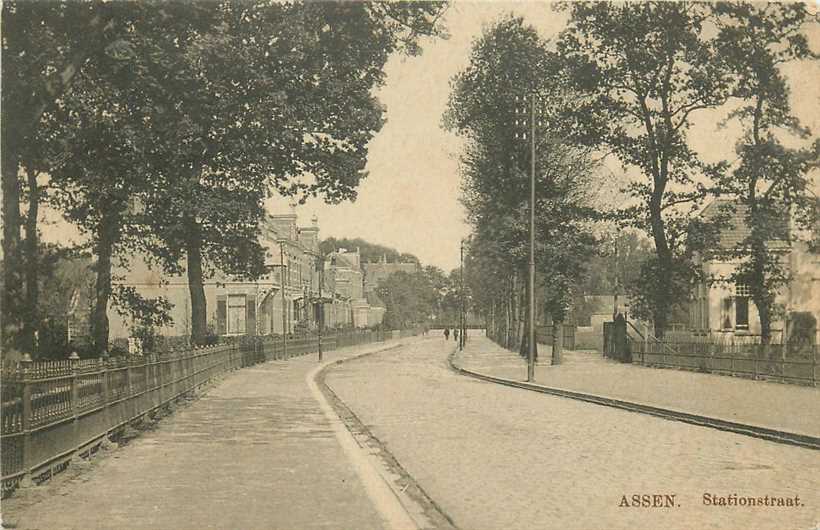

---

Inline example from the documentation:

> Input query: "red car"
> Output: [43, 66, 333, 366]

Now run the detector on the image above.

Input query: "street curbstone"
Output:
[448, 348, 820, 451]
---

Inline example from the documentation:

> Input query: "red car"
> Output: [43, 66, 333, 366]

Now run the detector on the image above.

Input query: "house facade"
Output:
[108, 208, 383, 341]
[324, 248, 386, 328]
[689, 200, 820, 343]
[363, 256, 420, 294]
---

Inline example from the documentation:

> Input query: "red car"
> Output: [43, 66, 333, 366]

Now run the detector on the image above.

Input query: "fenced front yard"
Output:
[629, 339, 818, 387]
[0, 328, 409, 498]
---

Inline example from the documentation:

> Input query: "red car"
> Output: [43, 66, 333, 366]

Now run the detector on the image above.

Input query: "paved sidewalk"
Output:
[454, 334, 820, 439]
[2, 340, 407, 530]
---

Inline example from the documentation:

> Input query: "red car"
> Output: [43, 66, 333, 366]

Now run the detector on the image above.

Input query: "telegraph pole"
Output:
[514, 93, 538, 381]
[280, 241, 288, 359]
[528, 92, 536, 382]
[317, 255, 324, 362]
[459, 239, 465, 351]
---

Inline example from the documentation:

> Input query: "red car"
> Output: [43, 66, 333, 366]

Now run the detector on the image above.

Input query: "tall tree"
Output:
[142, 1, 448, 345]
[377, 270, 438, 329]
[710, 3, 818, 345]
[45, 53, 161, 353]
[5, 2, 448, 351]
[446, 16, 599, 357]
[555, 1, 731, 337]
[1, 1, 214, 352]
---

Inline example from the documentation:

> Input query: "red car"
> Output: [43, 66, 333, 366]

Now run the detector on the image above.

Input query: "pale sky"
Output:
[40, 2, 820, 272]
[270, 3, 572, 272]
[275, 1, 820, 272]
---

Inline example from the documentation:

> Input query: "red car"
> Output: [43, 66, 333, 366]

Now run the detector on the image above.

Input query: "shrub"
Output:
[787, 312, 816, 355]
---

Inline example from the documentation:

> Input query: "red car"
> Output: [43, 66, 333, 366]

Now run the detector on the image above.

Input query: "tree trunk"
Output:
[650, 200, 672, 339]
[517, 281, 526, 356]
[552, 318, 563, 365]
[519, 273, 538, 361]
[749, 235, 772, 347]
[506, 275, 514, 349]
[520, 299, 528, 358]
[758, 299, 772, 345]
[91, 210, 120, 355]
[2, 141, 23, 353]
[21, 169, 41, 355]
[185, 218, 208, 345]
[747, 94, 774, 352]
[490, 302, 495, 342]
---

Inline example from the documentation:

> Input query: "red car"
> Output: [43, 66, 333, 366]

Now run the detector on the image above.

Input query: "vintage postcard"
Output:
[1, 1, 818, 529]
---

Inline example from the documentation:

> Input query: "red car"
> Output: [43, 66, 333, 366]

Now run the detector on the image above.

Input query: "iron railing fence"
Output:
[630, 339, 818, 387]
[487, 325, 575, 355]
[1, 327, 415, 498]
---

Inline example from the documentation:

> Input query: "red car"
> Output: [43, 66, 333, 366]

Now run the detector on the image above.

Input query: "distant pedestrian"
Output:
[444, 328, 450, 340]
[454, 329, 459, 342]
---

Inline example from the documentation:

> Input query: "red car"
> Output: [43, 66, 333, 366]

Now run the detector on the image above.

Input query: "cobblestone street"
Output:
[325, 336, 820, 530]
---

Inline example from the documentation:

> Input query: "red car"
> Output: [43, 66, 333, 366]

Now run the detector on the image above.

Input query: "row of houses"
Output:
[108, 208, 417, 340]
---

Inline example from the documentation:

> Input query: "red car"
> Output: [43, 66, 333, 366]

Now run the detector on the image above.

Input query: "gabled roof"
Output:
[700, 199, 789, 251]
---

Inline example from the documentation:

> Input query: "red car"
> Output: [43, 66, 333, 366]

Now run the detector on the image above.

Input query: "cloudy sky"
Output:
[274, 2, 820, 272]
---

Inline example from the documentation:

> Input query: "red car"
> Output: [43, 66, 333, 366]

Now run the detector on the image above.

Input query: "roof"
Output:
[331, 252, 360, 270]
[583, 295, 616, 315]
[700, 199, 789, 251]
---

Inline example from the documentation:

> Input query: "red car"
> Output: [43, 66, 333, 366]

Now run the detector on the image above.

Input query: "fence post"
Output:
[753, 347, 758, 380]
[69, 354, 80, 419]
[20, 360, 33, 487]
[125, 355, 133, 399]
[100, 356, 110, 437]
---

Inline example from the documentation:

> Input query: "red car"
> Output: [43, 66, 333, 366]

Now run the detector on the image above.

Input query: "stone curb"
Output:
[307, 340, 418, 530]
[315, 340, 460, 530]
[448, 348, 820, 451]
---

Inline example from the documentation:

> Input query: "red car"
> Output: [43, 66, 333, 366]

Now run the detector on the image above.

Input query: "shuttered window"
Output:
[246, 295, 256, 336]
[217, 295, 227, 335]
[227, 294, 246, 334]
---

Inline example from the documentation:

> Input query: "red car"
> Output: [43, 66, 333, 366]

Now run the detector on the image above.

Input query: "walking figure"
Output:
[454, 328, 460, 342]
[444, 328, 450, 340]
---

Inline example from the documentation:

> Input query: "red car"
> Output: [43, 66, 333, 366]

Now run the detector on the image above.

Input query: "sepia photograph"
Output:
[1, 1, 819, 529]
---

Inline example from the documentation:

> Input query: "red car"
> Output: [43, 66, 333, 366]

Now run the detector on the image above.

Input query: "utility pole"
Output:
[613, 235, 619, 320]
[516, 93, 538, 382]
[459, 239, 465, 351]
[317, 255, 324, 362]
[280, 241, 288, 359]
[528, 92, 536, 381]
